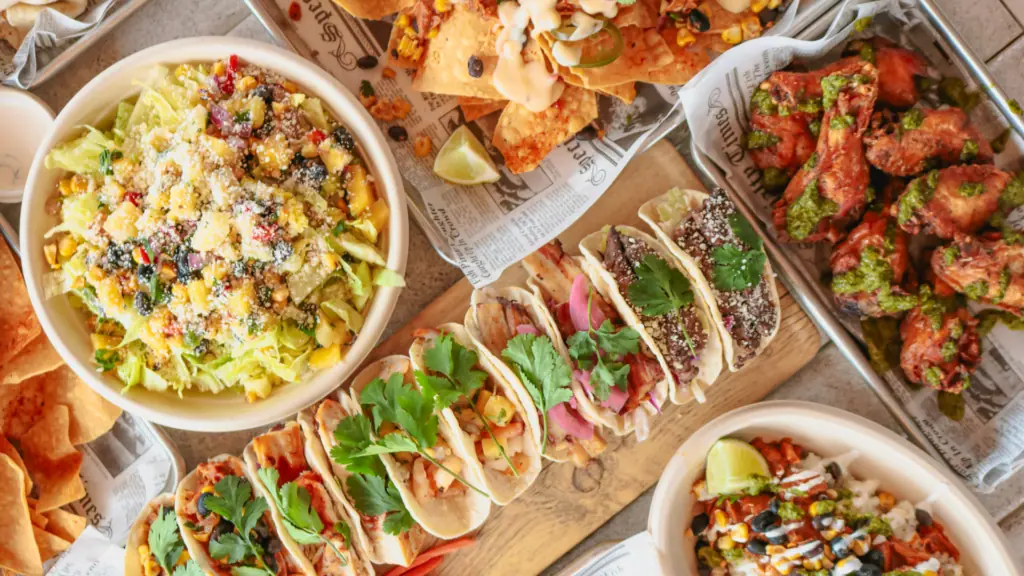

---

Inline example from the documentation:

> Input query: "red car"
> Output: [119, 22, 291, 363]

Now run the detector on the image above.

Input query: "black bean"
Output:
[830, 535, 851, 559]
[803, 541, 824, 559]
[251, 519, 271, 544]
[254, 117, 274, 139]
[914, 508, 933, 527]
[769, 498, 781, 513]
[197, 492, 214, 516]
[862, 548, 884, 567]
[137, 263, 154, 284]
[257, 285, 272, 308]
[467, 55, 484, 78]
[267, 537, 283, 555]
[825, 461, 842, 480]
[758, 7, 778, 27]
[104, 243, 132, 271]
[333, 126, 356, 150]
[811, 513, 833, 530]
[690, 512, 710, 534]
[856, 565, 882, 576]
[689, 9, 710, 32]
[300, 161, 328, 186]
[252, 84, 275, 103]
[751, 509, 779, 533]
[210, 519, 234, 542]
[273, 241, 294, 265]
[767, 532, 789, 545]
[746, 540, 768, 556]
[356, 55, 379, 69]
[576, 125, 598, 141]
[134, 291, 153, 317]
[388, 125, 409, 142]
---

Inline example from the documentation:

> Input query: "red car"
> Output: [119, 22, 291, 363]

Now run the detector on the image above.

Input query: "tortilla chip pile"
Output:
[366, 0, 772, 173]
[0, 240, 121, 574]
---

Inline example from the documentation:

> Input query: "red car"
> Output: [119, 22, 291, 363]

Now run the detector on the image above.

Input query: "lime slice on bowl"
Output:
[433, 125, 501, 185]
[705, 438, 771, 496]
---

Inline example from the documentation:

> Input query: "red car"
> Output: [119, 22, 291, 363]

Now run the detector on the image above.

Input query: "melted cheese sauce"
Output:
[551, 12, 605, 67]
[493, 1, 565, 112]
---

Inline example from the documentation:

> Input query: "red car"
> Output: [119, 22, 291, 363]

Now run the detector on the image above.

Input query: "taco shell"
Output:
[125, 493, 175, 576]
[639, 189, 781, 371]
[347, 356, 491, 539]
[578, 225, 724, 404]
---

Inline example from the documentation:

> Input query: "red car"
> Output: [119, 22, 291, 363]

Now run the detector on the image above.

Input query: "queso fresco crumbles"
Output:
[42, 55, 403, 400]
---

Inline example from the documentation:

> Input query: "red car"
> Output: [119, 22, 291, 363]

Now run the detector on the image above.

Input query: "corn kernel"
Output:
[236, 75, 257, 93]
[714, 510, 728, 528]
[56, 235, 77, 258]
[676, 29, 696, 48]
[768, 0, 782, 7]
[741, 16, 763, 41]
[427, 27, 439, 39]
[71, 174, 89, 193]
[213, 61, 226, 76]
[716, 536, 736, 550]
[414, 135, 432, 158]
[803, 558, 823, 571]
[850, 536, 870, 556]
[201, 484, 215, 494]
[434, 0, 451, 12]
[187, 280, 210, 314]
[766, 545, 786, 555]
[751, 0, 769, 11]
[877, 491, 895, 512]
[722, 25, 743, 45]
[282, 80, 298, 93]
[58, 178, 73, 196]
[772, 560, 794, 575]
[835, 557, 859, 571]
[321, 252, 340, 271]
[271, 286, 289, 305]
[172, 284, 190, 306]
[91, 333, 121, 350]
[310, 343, 342, 370]
[87, 265, 104, 283]
[44, 243, 59, 269]
[396, 13, 409, 28]
[382, 67, 396, 79]
[809, 501, 831, 516]
[729, 523, 749, 543]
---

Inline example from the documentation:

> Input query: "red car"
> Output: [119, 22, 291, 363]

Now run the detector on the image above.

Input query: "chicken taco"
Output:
[175, 455, 307, 576]
[639, 188, 781, 371]
[464, 285, 608, 466]
[299, 401, 428, 567]
[520, 241, 669, 439]
[126, 493, 204, 576]
[244, 422, 375, 576]
[344, 356, 491, 539]
[579, 226, 723, 403]
[409, 324, 543, 505]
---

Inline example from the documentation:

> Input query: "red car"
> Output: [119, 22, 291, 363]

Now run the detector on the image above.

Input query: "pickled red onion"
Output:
[569, 274, 606, 331]
[548, 403, 594, 440]
[516, 324, 540, 335]
[574, 369, 627, 413]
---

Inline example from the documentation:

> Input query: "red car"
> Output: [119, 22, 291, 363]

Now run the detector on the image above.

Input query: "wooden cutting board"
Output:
[365, 139, 821, 575]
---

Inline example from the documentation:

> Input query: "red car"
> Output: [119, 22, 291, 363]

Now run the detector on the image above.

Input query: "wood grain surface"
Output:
[364, 140, 821, 575]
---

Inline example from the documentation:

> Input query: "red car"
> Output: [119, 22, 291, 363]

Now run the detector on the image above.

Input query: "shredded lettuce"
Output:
[336, 232, 386, 266]
[374, 268, 405, 288]
[117, 349, 144, 388]
[45, 127, 117, 176]
[45, 190, 101, 239]
[300, 98, 331, 131]
[139, 367, 169, 393]
[113, 101, 135, 143]
[322, 299, 364, 334]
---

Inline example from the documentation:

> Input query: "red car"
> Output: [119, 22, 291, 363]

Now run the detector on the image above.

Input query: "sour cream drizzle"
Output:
[493, 1, 565, 112]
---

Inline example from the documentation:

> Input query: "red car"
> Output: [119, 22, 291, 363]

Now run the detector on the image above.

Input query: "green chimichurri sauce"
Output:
[831, 247, 917, 313]
[751, 89, 777, 116]
[961, 139, 979, 162]
[786, 180, 838, 240]
[761, 167, 789, 192]
[964, 280, 989, 300]
[901, 108, 924, 131]
[829, 114, 855, 130]
[958, 182, 985, 197]
[744, 130, 780, 150]
[821, 74, 850, 109]
[897, 170, 940, 225]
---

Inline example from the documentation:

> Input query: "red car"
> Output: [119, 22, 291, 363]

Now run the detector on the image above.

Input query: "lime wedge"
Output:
[704, 438, 771, 496]
[433, 125, 501, 185]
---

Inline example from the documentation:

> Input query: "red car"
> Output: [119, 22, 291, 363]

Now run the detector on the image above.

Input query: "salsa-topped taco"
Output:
[464, 285, 608, 467]
[409, 324, 543, 506]
[639, 188, 781, 371]
[126, 493, 204, 576]
[175, 455, 306, 576]
[521, 240, 669, 439]
[344, 356, 491, 540]
[244, 422, 375, 576]
[579, 225, 723, 404]
[299, 400, 428, 567]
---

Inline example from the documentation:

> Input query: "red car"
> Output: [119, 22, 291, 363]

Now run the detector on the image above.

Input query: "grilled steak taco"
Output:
[409, 324, 543, 506]
[464, 285, 608, 466]
[579, 225, 723, 404]
[640, 188, 781, 371]
[521, 240, 669, 439]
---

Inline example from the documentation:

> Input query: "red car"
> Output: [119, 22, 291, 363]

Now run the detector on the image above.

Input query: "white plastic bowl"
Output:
[648, 401, 1020, 575]
[19, 38, 408, 432]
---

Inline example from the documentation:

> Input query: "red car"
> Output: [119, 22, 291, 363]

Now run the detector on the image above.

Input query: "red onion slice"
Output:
[516, 324, 540, 336]
[569, 274, 606, 332]
[548, 403, 594, 440]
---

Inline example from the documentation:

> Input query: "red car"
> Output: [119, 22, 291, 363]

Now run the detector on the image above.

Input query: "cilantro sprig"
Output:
[416, 332, 519, 477]
[353, 373, 489, 497]
[566, 289, 641, 402]
[501, 333, 574, 455]
[256, 467, 348, 566]
[202, 475, 275, 576]
[626, 254, 697, 357]
[147, 507, 185, 574]
[711, 213, 767, 292]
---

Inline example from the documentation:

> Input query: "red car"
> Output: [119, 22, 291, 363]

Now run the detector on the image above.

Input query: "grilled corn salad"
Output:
[692, 438, 963, 576]
[42, 55, 403, 400]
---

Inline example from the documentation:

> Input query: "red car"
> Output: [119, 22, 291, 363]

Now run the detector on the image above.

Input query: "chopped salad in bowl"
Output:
[40, 54, 403, 402]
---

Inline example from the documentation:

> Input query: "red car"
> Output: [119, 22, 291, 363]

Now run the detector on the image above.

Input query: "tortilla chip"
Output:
[19, 405, 85, 512]
[0, 436, 30, 495]
[32, 527, 70, 563]
[0, 335, 62, 386]
[612, 0, 660, 28]
[597, 82, 637, 104]
[34, 366, 121, 445]
[40, 508, 87, 543]
[540, 27, 674, 89]
[646, 29, 712, 85]
[0, 375, 46, 440]
[0, 240, 41, 369]
[330, 0, 414, 20]
[494, 85, 598, 174]
[29, 509, 48, 530]
[458, 96, 508, 122]
[413, 5, 504, 99]
[0, 454, 42, 576]
[386, 8, 423, 69]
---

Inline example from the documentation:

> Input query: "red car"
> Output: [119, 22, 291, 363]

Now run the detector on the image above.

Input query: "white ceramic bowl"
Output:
[19, 37, 408, 432]
[648, 401, 1020, 575]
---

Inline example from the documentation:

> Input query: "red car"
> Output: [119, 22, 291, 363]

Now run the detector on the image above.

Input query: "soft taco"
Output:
[639, 188, 781, 371]
[175, 454, 307, 576]
[578, 226, 724, 404]
[346, 356, 491, 539]
[299, 401, 428, 566]
[244, 423, 375, 576]
[463, 285, 608, 466]
[520, 240, 669, 439]
[409, 325, 543, 505]
[126, 493, 203, 576]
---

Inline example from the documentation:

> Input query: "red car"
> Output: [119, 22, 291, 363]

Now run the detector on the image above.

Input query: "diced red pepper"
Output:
[288, 1, 302, 21]
[138, 245, 151, 265]
[309, 129, 326, 145]
[125, 190, 142, 207]
[229, 54, 240, 72]
[253, 224, 277, 244]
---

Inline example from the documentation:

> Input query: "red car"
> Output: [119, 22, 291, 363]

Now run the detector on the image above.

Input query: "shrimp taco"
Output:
[244, 422, 375, 576]
[639, 188, 781, 371]
[299, 401, 428, 567]
[346, 356, 491, 540]
[520, 240, 669, 439]
[409, 324, 543, 505]
[464, 285, 608, 466]
[175, 454, 306, 576]
[578, 226, 723, 404]
[126, 493, 202, 576]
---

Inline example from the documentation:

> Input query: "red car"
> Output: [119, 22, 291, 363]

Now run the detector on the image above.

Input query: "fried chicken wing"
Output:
[931, 235, 1024, 313]
[773, 61, 878, 242]
[763, 57, 865, 109]
[865, 107, 993, 176]
[893, 165, 1011, 238]
[747, 109, 819, 175]
[830, 209, 916, 317]
[861, 37, 926, 108]
[899, 285, 980, 393]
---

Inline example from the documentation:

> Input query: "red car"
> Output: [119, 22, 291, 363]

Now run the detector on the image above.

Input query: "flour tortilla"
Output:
[639, 189, 781, 371]
[578, 225, 724, 404]
[6, 0, 87, 32]
[124, 493, 175, 576]
[346, 356, 491, 539]
[299, 405, 428, 567]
